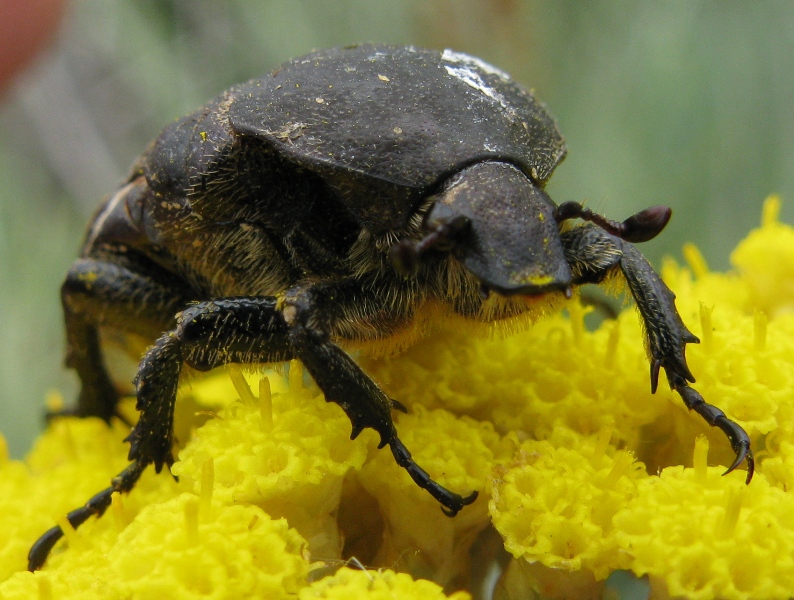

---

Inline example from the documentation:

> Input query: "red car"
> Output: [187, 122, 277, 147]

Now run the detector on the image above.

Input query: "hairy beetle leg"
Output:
[673, 376, 754, 483]
[128, 298, 294, 470]
[390, 438, 478, 517]
[28, 460, 146, 571]
[129, 290, 474, 512]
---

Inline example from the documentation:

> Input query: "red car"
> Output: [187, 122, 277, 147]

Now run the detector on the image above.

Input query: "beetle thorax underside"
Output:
[426, 162, 572, 298]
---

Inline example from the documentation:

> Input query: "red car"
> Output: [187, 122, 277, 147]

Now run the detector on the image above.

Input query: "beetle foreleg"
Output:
[563, 225, 701, 386]
[617, 241, 754, 481]
[618, 243, 699, 386]
[562, 225, 754, 480]
[560, 223, 623, 285]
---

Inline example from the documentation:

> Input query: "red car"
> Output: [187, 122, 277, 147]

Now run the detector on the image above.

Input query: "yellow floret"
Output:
[109, 495, 310, 599]
[172, 362, 374, 560]
[0, 495, 310, 599]
[732, 195, 794, 316]
[614, 438, 794, 600]
[299, 567, 470, 600]
[758, 440, 794, 491]
[490, 428, 645, 581]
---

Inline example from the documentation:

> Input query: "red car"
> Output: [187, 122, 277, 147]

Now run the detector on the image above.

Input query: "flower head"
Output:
[2, 196, 794, 599]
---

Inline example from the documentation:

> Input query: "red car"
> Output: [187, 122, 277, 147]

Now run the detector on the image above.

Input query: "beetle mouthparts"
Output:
[390, 240, 420, 275]
[390, 216, 471, 275]
[554, 202, 672, 244]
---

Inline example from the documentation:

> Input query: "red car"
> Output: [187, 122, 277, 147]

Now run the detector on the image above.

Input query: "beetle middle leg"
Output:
[282, 282, 478, 515]
[126, 282, 477, 512]
[561, 224, 754, 480]
[127, 296, 294, 470]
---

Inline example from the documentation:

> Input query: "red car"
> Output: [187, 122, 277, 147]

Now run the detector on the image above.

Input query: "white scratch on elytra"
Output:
[444, 64, 510, 111]
[441, 49, 511, 80]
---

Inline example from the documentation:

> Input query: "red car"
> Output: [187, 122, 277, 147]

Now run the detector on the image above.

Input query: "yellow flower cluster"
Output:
[298, 567, 470, 600]
[0, 196, 792, 599]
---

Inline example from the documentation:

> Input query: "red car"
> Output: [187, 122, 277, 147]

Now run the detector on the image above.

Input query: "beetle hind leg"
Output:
[61, 255, 192, 422]
[60, 314, 118, 422]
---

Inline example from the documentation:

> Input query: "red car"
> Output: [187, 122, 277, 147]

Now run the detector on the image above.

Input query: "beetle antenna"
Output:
[390, 216, 471, 274]
[554, 202, 671, 244]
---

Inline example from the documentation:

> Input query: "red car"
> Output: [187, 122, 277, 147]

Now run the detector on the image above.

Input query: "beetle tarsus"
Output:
[673, 377, 754, 483]
[28, 460, 146, 571]
[722, 425, 754, 483]
[389, 437, 478, 517]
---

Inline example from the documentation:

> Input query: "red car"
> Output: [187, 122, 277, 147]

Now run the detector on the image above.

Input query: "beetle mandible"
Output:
[28, 44, 753, 570]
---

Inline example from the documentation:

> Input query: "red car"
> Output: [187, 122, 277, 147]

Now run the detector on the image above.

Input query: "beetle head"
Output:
[402, 161, 573, 297]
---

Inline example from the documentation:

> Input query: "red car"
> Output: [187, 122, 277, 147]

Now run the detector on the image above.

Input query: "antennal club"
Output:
[554, 202, 672, 243]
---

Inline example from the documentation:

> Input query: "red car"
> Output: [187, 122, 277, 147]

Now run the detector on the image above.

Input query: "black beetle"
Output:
[28, 44, 753, 570]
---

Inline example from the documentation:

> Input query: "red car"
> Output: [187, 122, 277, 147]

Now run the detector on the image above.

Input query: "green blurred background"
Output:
[1, 0, 793, 458]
